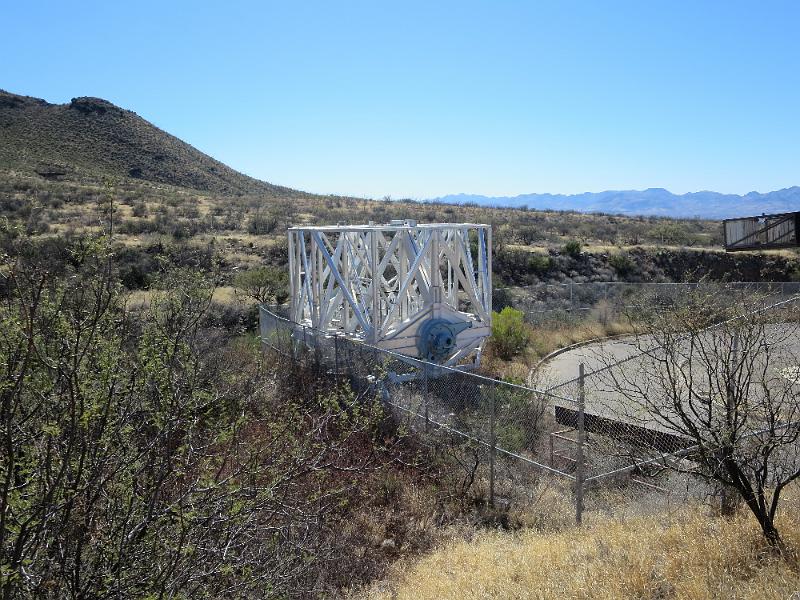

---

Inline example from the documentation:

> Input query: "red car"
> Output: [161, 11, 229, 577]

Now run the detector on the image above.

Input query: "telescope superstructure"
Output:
[288, 220, 492, 368]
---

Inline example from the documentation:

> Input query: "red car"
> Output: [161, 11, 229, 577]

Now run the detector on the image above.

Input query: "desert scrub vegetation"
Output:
[526, 317, 636, 359]
[0, 226, 458, 597]
[562, 238, 582, 258]
[3, 168, 800, 287]
[608, 251, 635, 277]
[233, 265, 289, 305]
[2, 224, 557, 597]
[489, 307, 530, 360]
[363, 497, 800, 600]
[485, 304, 635, 375]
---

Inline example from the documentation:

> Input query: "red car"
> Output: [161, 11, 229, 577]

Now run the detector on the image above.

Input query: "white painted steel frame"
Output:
[288, 222, 492, 367]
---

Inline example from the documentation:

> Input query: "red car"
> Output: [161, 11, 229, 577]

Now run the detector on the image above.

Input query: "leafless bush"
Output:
[594, 286, 800, 551]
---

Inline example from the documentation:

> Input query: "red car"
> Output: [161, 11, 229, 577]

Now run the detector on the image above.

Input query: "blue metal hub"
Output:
[416, 318, 473, 362]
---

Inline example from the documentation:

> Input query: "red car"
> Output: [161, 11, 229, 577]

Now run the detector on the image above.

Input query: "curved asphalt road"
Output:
[537, 323, 800, 391]
[530, 323, 800, 433]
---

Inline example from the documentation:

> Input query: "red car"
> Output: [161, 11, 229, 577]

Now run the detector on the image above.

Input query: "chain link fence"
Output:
[259, 302, 765, 522]
[260, 305, 586, 517]
[540, 290, 800, 519]
[260, 286, 800, 523]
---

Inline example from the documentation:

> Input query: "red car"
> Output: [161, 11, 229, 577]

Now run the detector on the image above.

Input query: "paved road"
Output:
[531, 323, 800, 434]
[535, 337, 642, 390]
[537, 323, 800, 389]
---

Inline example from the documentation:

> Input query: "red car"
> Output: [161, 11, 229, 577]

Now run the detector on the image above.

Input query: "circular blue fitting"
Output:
[416, 318, 472, 362]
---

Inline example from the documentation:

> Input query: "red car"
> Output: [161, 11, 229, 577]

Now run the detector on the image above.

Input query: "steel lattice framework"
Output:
[288, 220, 492, 367]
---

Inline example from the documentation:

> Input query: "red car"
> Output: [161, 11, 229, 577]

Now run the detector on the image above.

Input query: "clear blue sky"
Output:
[3, 1, 799, 199]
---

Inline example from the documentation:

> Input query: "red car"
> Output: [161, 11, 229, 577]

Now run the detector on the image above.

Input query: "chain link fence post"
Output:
[258, 305, 267, 350]
[290, 320, 297, 361]
[489, 388, 496, 509]
[575, 362, 586, 526]
[422, 363, 430, 432]
[302, 325, 308, 367]
[334, 333, 340, 384]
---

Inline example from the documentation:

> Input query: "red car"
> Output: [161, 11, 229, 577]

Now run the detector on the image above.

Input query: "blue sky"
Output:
[3, 1, 799, 199]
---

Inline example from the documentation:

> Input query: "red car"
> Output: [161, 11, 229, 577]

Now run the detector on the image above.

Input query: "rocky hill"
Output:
[0, 90, 292, 196]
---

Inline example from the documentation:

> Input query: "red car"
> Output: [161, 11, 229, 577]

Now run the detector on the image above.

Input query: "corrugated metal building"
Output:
[723, 212, 800, 251]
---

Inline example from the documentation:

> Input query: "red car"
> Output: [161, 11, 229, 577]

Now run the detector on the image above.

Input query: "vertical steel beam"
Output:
[486, 226, 493, 316]
[431, 227, 441, 307]
[399, 233, 408, 320]
[288, 230, 296, 320]
[342, 232, 350, 332]
[370, 230, 380, 342]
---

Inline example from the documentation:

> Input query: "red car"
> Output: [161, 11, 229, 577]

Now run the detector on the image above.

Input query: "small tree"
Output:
[597, 287, 800, 551]
[234, 265, 288, 305]
[491, 307, 530, 360]
[608, 252, 635, 278]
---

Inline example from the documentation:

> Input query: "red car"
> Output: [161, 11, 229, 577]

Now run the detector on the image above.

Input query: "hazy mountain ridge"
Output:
[430, 187, 800, 220]
[0, 90, 294, 196]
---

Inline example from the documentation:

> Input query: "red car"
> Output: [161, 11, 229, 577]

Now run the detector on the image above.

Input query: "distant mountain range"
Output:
[428, 188, 800, 220]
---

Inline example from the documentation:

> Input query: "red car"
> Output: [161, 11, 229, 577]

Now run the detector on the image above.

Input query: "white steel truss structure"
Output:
[288, 220, 492, 368]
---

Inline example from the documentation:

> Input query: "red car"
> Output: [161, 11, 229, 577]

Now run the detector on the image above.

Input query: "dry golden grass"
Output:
[125, 286, 240, 308]
[529, 318, 636, 360]
[484, 317, 638, 381]
[362, 500, 800, 600]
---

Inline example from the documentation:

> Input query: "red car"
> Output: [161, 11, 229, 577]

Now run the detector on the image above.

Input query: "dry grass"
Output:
[528, 319, 636, 360]
[362, 499, 800, 600]
[125, 286, 240, 308]
[483, 316, 637, 381]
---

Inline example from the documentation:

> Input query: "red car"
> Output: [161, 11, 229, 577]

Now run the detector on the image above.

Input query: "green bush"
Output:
[527, 253, 553, 274]
[247, 212, 279, 235]
[0, 235, 404, 597]
[484, 383, 547, 452]
[562, 239, 582, 258]
[490, 307, 530, 360]
[131, 201, 148, 217]
[609, 252, 635, 277]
